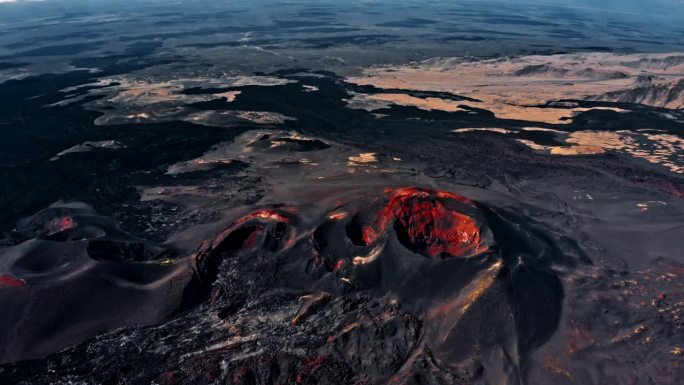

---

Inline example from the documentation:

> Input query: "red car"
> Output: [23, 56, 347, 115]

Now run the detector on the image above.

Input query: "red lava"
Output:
[0, 275, 26, 288]
[328, 212, 348, 221]
[362, 187, 487, 258]
[233, 209, 291, 227]
[48, 216, 75, 235]
[332, 259, 346, 271]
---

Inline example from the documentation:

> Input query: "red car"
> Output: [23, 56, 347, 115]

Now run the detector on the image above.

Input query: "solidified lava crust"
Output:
[195, 209, 297, 282]
[0, 187, 569, 385]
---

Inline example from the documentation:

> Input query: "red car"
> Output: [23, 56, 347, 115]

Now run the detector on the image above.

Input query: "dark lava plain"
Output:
[1, 1, 684, 385]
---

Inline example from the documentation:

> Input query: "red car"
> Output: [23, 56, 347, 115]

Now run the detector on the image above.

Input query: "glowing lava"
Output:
[47, 216, 75, 236]
[361, 188, 487, 259]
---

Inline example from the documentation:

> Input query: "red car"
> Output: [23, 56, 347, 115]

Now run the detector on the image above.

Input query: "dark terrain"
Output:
[1, 1, 683, 384]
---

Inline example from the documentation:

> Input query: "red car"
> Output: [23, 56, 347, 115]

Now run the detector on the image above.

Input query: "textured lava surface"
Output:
[360, 188, 487, 259]
[1, 2, 684, 383]
[0, 185, 570, 385]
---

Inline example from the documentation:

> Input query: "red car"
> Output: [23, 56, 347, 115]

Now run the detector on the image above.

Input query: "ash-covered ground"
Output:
[1, 1, 684, 384]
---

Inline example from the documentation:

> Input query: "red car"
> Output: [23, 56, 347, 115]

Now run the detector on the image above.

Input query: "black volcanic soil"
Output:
[0, 65, 684, 385]
[0, 185, 570, 385]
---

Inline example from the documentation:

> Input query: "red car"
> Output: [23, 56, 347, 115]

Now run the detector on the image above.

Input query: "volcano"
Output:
[1, 1, 684, 384]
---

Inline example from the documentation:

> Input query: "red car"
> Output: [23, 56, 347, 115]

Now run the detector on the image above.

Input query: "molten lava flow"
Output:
[327, 211, 348, 221]
[362, 188, 486, 259]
